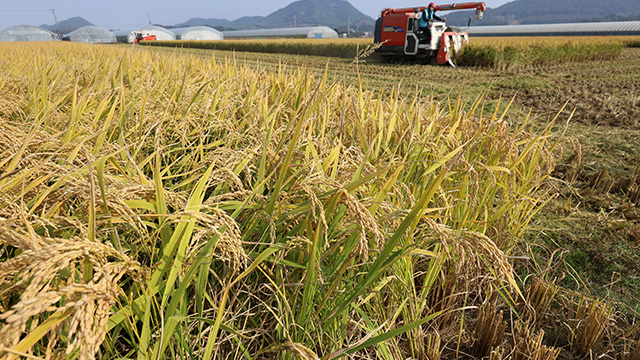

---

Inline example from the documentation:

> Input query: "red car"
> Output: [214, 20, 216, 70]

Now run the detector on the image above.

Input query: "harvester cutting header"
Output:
[374, 2, 486, 65]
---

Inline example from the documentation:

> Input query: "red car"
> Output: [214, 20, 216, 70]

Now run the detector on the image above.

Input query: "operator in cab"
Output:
[418, 2, 446, 42]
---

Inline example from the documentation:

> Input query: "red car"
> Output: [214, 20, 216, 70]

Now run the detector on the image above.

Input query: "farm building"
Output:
[63, 26, 117, 44]
[468, 21, 640, 37]
[222, 26, 339, 39]
[172, 26, 223, 40]
[115, 25, 176, 43]
[0, 25, 57, 41]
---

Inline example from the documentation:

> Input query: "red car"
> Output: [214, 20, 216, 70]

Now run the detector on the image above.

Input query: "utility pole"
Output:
[148, 12, 151, 25]
[50, 7, 60, 39]
[294, 15, 296, 28]
[347, 16, 350, 38]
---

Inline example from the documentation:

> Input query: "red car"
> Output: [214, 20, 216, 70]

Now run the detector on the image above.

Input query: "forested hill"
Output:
[40, 17, 93, 35]
[178, 0, 374, 32]
[445, 0, 640, 26]
[37, 0, 640, 35]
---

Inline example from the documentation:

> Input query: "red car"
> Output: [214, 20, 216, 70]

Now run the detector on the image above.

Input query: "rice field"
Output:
[145, 35, 640, 68]
[455, 36, 640, 69]
[144, 38, 372, 59]
[471, 35, 640, 47]
[0, 41, 639, 359]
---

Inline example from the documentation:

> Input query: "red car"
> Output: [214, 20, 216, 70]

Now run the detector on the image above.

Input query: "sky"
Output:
[0, 0, 512, 31]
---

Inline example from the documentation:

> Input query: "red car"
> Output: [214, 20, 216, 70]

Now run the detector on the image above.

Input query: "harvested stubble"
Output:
[625, 339, 640, 360]
[511, 322, 561, 360]
[473, 300, 507, 357]
[568, 296, 614, 356]
[520, 277, 558, 324]
[1, 42, 559, 359]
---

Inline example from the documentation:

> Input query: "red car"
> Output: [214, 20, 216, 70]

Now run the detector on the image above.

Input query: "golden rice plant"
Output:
[0, 42, 561, 359]
[145, 35, 640, 68]
[471, 35, 640, 48]
[457, 42, 622, 69]
[456, 36, 640, 69]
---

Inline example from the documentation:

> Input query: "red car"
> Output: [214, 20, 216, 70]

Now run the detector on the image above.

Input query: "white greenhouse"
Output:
[115, 25, 176, 43]
[63, 26, 117, 44]
[172, 26, 223, 40]
[222, 26, 338, 39]
[468, 21, 640, 37]
[0, 25, 57, 41]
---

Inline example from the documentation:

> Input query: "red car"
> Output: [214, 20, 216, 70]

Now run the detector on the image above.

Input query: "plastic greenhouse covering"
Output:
[0, 25, 58, 41]
[63, 26, 117, 43]
[222, 26, 339, 39]
[172, 26, 223, 40]
[468, 21, 640, 36]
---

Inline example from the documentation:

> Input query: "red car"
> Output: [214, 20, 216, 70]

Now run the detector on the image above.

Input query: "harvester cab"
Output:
[374, 2, 486, 65]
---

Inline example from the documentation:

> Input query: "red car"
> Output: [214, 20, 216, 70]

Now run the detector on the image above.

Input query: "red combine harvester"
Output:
[374, 2, 486, 65]
[133, 32, 157, 44]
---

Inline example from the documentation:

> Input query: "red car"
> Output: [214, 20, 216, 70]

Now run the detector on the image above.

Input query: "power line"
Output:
[0, 9, 52, 13]
[0, 8, 61, 38]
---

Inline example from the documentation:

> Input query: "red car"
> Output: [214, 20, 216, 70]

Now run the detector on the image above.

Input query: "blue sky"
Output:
[0, 0, 512, 31]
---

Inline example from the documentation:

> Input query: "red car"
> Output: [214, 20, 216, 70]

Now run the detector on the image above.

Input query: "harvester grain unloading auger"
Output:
[374, 2, 486, 66]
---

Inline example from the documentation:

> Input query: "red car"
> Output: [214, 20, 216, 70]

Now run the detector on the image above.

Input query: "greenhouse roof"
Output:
[63, 26, 117, 44]
[0, 25, 57, 41]
[171, 26, 223, 40]
[222, 26, 338, 39]
[468, 21, 640, 36]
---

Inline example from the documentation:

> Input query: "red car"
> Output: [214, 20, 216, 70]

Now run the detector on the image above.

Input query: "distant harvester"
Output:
[114, 25, 176, 43]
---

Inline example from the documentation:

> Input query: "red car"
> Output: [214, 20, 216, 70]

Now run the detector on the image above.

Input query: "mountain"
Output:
[178, 0, 374, 31]
[176, 18, 232, 28]
[175, 16, 266, 31]
[40, 16, 93, 36]
[582, 14, 640, 22]
[444, 0, 640, 26]
[257, 0, 374, 30]
[232, 16, 267, 29]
